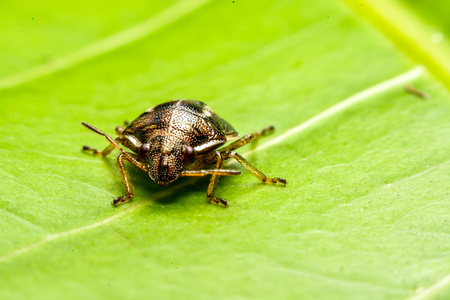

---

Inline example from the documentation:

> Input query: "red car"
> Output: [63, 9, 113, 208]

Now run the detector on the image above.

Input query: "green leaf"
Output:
[1, 0, 449, 299]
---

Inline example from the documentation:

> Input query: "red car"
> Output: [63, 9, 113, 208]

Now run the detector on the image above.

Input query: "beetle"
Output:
[81, 100, 286, 207]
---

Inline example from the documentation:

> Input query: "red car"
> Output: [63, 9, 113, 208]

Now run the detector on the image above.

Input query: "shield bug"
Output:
[81, 100, 286, 207]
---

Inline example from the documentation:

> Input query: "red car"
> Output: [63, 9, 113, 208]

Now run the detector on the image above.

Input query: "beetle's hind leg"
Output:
[222, 151, 287, 185]
[219, 127, 286, 185]
[221, 126, 274, 152]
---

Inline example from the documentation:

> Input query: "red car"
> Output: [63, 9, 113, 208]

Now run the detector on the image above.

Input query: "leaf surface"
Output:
[1, 1, 449, 299]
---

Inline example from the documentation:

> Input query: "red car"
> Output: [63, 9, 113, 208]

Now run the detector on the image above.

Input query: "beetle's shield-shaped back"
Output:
[193, 101, 239, 141]
[122, 100, 239, 154]
[178, 100, 239, 153]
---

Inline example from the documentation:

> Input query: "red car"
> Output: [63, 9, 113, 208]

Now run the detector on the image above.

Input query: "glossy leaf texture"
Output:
[1, 1, 449, 299]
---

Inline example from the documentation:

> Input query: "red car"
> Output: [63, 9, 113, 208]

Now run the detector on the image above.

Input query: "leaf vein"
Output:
[0, 66, 425, 263]
[0, 0, 212, 90]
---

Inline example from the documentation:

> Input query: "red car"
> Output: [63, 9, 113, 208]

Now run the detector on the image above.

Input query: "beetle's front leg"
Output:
[113, 152, 147, 206]
[112, 152, 134, 205]
[182, 151, 233, 207]
[181, 166, 241, 206]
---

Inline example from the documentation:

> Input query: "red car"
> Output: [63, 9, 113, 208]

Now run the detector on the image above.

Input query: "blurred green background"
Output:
[1, 0, 449, 299]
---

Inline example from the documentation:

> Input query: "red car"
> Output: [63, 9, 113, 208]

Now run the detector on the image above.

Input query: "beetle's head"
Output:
[138, 136, 196, 186]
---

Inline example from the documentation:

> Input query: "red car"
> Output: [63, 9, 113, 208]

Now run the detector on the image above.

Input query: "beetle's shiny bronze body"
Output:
[120, 100, 238, 186]
[82, 100, 286, 207]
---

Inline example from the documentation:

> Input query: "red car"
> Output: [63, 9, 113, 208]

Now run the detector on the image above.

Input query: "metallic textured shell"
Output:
[122, 100, 239, 153]
[120, 100, 239, 185]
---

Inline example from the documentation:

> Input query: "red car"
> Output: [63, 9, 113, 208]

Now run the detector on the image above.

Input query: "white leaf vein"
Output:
[0, 66, 425, 263]
[0, 0, 211, 90]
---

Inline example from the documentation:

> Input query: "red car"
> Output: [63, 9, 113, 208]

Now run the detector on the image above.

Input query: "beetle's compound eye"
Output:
[183, 146, 196, 164]
[139, 143, 150, 158]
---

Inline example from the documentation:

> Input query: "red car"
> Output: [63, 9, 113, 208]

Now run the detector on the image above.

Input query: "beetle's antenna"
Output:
[81, 122, 126, 154]
[81, 121, 106, 135]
